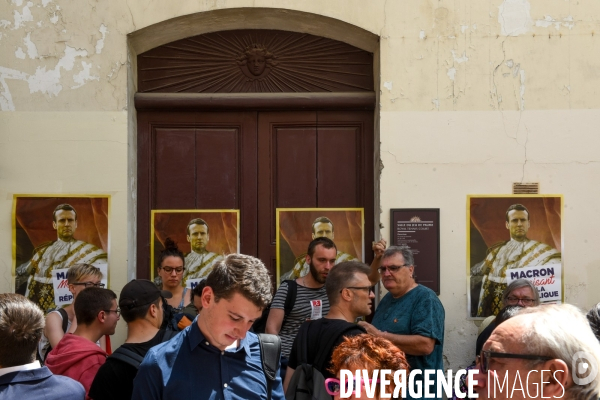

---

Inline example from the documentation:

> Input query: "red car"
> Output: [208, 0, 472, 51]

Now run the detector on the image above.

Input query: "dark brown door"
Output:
[137, 111, 258, 277]
[137, 110, 374, 280]
[257, 111, 374, 273]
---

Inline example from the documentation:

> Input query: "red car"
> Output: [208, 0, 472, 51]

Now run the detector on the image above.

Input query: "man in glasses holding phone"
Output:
[474, 304, 600, 400]
[359, 246, 445, 400]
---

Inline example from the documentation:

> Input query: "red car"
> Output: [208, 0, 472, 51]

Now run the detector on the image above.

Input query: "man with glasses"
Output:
[476, 279, 540, 356]
[471, 203, 561, 318]
[473, 304, 600, 400]
[18, 203, 108, 312]
[359, 246, 445, 400]
[283, 261, 372, 393]
[46, 287, 119, 397]
[182, 218, 224, 284]
[90, 279, 173, 400]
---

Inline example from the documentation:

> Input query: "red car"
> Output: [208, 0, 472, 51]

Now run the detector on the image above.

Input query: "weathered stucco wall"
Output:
[1, 0, 599, 368]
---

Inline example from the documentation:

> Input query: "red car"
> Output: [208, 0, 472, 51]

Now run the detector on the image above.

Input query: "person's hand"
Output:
[358, 321, 381, 336]
[372, 239, 387, 259]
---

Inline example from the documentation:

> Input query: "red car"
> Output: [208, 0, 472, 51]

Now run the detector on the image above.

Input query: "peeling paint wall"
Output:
[0, 0, 129, 111]
[1, 0, 600, 368]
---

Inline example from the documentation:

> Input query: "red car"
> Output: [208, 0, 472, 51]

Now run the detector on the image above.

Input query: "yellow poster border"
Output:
[276, 207, 365, 284]
[12, 194, 112, 288]
[466, 194, 564, 320]
[150, 209, 240, 281]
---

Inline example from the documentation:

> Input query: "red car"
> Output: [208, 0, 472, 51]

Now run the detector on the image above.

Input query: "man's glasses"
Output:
[342, 286, 374, 294]
[324, 378, 380, 396]
[161, 266, 184, 274]
[377, 264, 409, 274]
[505, 296, 535, 306]
[480, 350, 552, 373]
[103, 308, 121, 317]
[72, 282, 105, 288]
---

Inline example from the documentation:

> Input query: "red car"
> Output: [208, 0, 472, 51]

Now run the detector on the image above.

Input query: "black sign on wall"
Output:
[390, 209, 440, 294]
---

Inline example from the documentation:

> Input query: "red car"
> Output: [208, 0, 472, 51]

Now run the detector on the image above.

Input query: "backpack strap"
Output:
[283, 280, 297, 319]
[257, 333, 281, 400]
[295, 321, 311, 365]
[57, 308, 69, 333]
[109, 347, 145, 369]
[109, 330, 176, 370]
[162, 329, 179, 341]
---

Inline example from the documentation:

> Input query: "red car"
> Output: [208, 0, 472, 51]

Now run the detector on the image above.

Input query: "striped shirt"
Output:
[271, 281, 330, 358]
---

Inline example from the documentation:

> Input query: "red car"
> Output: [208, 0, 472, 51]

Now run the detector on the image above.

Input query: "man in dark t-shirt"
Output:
[89, 280, 172, 400]
[283, 261, 374, 392]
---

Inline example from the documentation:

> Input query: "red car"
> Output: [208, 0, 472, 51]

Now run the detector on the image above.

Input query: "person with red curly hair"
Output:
[327, 333, 409, 399]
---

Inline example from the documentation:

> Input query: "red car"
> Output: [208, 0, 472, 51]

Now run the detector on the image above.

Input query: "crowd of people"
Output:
[1, 234, 600, 400]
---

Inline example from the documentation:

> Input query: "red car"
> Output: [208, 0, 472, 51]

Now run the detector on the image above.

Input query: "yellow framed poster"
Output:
[151, 209, 240, 283]
[13, 195, 110, 313]
[276, 208, 364, 284]
[467, 195, 563, 319]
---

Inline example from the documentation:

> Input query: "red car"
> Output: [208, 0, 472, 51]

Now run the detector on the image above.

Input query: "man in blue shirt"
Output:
[360, 246, 445, 400]
[132, 254, 284, 400]
[0, 293, 85, 400]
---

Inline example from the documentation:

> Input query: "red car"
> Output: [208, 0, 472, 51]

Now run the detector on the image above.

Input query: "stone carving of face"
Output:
[248, 53, 266, 76]
[237, 44, 276, 80]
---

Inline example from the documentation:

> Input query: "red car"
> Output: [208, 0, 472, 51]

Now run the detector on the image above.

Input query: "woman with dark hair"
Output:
[157, 238, 191, 312]
[327, 333, 409, 399]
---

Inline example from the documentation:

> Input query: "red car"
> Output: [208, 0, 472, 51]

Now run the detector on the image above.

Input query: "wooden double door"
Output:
[137, 110, 374, 279]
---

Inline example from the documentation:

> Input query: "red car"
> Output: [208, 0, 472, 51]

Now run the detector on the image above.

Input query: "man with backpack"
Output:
[89, 279, 173, 400]
[283, 261, 372, 398]
[266, 237, 336, 381]
[132, 254, 284, 400]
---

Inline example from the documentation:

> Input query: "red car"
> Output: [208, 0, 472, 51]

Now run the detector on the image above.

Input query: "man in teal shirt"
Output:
[360, 246, 445, 400]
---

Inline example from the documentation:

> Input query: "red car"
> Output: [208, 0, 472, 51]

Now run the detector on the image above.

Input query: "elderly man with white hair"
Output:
[474, 304, 600, 400]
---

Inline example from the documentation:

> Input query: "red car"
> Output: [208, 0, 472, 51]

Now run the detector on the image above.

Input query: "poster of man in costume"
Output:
[151, 210, 239, 285]
[277, 208, 364, 283]
[13, 196, 109, 313]
[468, 195, 562, 318]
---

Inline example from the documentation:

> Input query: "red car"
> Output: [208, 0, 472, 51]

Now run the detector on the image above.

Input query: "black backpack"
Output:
[252, 280, 297, 333]
[285, 322, 360, 400]
[109, 329, 179, 369]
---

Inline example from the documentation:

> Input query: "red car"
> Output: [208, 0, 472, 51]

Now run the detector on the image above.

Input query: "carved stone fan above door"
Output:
[137, 29, 374, 93]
